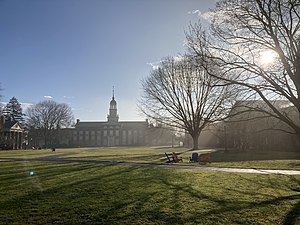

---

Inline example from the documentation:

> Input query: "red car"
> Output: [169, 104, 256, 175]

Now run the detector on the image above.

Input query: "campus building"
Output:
[27, 93, 174, 148]
[0, 115, 27, 150]
[71, 94, 148, 147]
[189, 100, 300, 151]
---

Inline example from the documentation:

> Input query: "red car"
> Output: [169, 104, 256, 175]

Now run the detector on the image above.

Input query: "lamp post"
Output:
[224, 125, 228, 151]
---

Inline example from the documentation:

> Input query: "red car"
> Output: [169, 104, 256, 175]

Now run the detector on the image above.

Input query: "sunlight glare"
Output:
[260, 50, 276, 65]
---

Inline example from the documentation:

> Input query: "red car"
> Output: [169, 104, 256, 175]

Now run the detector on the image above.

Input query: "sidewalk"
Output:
[1, 156, 300, 175]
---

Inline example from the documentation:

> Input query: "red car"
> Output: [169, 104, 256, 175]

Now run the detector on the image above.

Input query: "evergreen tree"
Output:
[4, 97, 24, 124]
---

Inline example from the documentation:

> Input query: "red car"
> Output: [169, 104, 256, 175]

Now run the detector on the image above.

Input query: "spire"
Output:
[112, 86, 115, 100]
[108, 86, 119, 123]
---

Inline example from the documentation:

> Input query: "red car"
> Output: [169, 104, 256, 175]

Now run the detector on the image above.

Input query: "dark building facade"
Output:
[0, 115, 26, 150]
[37, 94, 173, 148]
[71, 94, 148, 147]
[186, 100, 300, 151]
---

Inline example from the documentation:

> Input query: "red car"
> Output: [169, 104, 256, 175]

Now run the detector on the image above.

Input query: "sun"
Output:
[260, 50, 276, 65]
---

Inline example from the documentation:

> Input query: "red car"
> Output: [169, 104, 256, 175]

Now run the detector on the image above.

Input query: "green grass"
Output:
[57, 147, 300, 171]
[205, 150, 300, 170]
[0, 148, 91, 159]
[58, 147, 189, 164]
[0, 160, 300, 224]
[1, 147, 300, 171]
[205, 160, 300, 170]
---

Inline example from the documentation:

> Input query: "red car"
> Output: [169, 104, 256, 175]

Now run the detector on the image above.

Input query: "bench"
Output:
[199, 153, 211, 163]
[164, 152, 183, 163]
[190, 152, 211, 163]
[165, 152, 175, 163]
[172, 152, 183, 163]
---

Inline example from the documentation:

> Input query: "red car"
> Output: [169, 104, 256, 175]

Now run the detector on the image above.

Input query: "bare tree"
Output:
[26, 100, 74, 147]
[140, 55, 235, 149]
[187, 0, 300, 140]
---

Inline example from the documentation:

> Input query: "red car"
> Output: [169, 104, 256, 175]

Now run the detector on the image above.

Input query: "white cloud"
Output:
[146, 62, 160, 70]
[44, 95, 53, 99]
[188, 9, 214, 23]
[147, 55, 183, 69]
[188, 9, 201, 15]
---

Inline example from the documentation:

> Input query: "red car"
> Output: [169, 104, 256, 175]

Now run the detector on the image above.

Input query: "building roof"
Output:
[75, 92, 148, 129]
[75, 120, 147, 129]
[2, 121, 24, 131]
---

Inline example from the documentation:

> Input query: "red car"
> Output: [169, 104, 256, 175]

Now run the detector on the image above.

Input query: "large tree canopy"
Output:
[26, 100, 74, 147]
[140, 55, 236, 149]
[187, 0, 300, 138]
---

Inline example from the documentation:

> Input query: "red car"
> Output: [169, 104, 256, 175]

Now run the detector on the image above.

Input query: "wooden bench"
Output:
[172, 152, 183, 163]
[199, 153, 211, 163]
[165, 152, 175, 163]
[164, 152, 183, 163]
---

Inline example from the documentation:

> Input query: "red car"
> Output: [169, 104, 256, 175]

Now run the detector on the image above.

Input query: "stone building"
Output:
[188, 100, 300, 151]
[71, 94, 149, 147]
[224, 100, 300, 151]
[0, 115, 26, 150]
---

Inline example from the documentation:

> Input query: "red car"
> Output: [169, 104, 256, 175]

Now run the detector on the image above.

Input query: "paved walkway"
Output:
[1, 151, 300, 175]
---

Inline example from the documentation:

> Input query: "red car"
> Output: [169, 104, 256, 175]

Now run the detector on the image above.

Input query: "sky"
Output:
[0, 0, 216, 121]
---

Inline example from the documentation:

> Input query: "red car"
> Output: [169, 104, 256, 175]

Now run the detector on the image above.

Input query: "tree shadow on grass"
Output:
[93, 166, 300, 224]
[282, 175, 300, 225]
[245, 174, 300, 225]
[2, 162, 300, 224]
[142, 168, 300, 224]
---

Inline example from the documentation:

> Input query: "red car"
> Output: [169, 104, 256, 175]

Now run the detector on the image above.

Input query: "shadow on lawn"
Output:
[1, 162, 300, 224]
[130, 168, 300, 224]
[0, 164, 141, 224]
[93, 166, 300, 224]
[282, 176, 300, 225]
[230, 173, 300, 225]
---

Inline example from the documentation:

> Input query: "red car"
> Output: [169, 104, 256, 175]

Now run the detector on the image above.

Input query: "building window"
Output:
[133, 130, 138, 144]
[122, 130, 126, 145]
[85, 131, 89, 140]
[97, 131, 101, 140]
[128, 130, 132, 145]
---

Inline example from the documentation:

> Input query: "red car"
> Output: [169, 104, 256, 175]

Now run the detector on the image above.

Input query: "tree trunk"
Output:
[192, 133, 200, 150]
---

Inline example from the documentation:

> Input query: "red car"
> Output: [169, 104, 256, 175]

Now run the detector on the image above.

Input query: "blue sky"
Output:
[0, 0, 215, 121]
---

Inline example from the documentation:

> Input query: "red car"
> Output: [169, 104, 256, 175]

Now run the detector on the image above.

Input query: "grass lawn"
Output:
[0, 148, 90, 159]
[55, 147, 300, 171]
[1, 147, 299, 170]
[0, 147, 300, 224]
